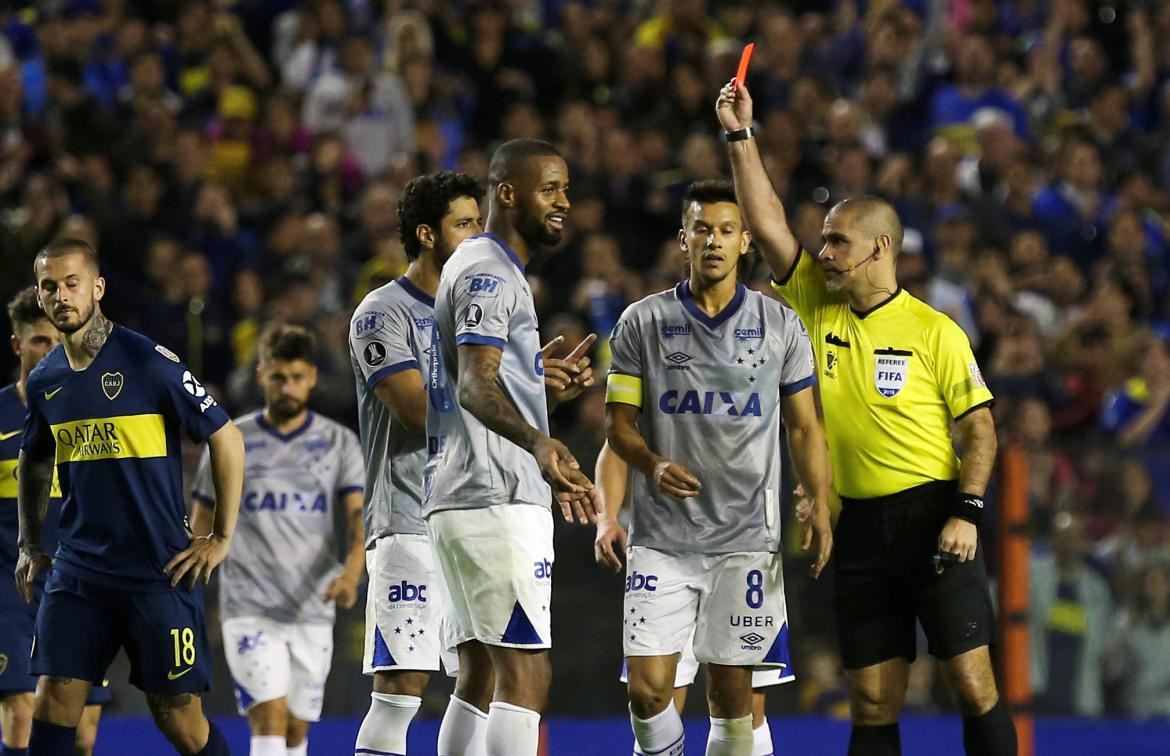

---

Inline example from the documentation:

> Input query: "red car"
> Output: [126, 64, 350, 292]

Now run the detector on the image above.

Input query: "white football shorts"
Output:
[622, 546, 794, 678]
[363, 533, 458, 676]
[427, 504, 554, 649]
[618, 626, 792, 688]
[222, 616, 333, 721]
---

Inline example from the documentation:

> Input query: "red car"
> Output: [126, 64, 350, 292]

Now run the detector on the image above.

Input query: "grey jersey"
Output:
[423, 233, 551, 515]
[349, 277, 435, 541]
[608, 281, 816, 553]
[192, 412, 364, 623]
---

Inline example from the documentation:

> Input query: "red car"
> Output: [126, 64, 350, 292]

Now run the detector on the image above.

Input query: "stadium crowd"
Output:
[2, 0, 1170, 725]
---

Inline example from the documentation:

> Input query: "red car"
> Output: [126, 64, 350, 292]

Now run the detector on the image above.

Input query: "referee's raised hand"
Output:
[652, 458, 701, 500]
[716, 79, 753, 133]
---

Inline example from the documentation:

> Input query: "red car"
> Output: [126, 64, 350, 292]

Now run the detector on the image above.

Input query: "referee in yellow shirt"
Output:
[716, 82, 1017, 756]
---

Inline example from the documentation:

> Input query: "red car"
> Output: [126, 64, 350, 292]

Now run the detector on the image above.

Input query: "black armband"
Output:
[724, 127, 754, 142]
[951, 492, 985, 526]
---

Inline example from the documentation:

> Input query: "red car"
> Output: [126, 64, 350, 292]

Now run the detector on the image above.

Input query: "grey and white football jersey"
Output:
[423, 233, 551, 515]
[607, 281, 816, 554]
[192, 411, 364, 624]
[349, 277, 435, 542]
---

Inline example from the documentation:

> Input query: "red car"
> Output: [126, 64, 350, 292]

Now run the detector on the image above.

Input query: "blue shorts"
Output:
[0, 581, 38, 696]
[0, 576, 113, 704]
[31, 570, 212, 695]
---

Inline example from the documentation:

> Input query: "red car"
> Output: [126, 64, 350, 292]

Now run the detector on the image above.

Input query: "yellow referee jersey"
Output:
[772, 251, 994, 499]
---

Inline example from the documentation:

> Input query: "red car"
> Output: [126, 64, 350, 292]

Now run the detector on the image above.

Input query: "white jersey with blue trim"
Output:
[423, 233, 551, 516]
[192, 411, 364, 624]
[607, 282, 817, 553]
[349, 277, 436, 541]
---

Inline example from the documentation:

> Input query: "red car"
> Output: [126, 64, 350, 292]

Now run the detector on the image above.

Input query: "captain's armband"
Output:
[605, 373, 643, 407]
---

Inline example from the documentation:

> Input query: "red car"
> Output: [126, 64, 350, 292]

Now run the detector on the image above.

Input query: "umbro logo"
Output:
[739, 633, 766, 646]
[664, 352, 692, 371]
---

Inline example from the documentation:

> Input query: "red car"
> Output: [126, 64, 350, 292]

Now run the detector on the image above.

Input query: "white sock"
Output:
[630, 703, 685, 755]
[485, 701, 540, 756]
[438, 695, 489, 756]
[354, 692, 421, 754]
[287, 740, 308, 756]
[706, 714, 754, 756]
[250, 735, 286, 756]
[753, 718, 773, 756]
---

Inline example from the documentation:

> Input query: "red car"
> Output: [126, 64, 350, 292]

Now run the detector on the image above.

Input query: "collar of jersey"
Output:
[395, 276, 435, 307]
[675, 279, 746, 330]
[850, 287, 904, 319]
[255, 410, 315, 442]
[470, 232, 525, 273]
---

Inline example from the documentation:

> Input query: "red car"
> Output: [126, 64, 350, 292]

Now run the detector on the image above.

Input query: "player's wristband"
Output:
[951, 492, 985, 527]
[724, 127, 754, 142]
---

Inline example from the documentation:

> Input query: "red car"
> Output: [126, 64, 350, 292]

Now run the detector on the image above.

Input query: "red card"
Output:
[734, 43, 755, 88]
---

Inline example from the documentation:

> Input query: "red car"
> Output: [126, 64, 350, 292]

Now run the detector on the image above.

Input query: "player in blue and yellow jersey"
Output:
[718, 81, 1016, 755]
[1, 287, 111, 756]
[15, 240, 245, 756]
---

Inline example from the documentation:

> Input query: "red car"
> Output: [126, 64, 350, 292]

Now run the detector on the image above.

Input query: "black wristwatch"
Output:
[724, 127, 754, 142]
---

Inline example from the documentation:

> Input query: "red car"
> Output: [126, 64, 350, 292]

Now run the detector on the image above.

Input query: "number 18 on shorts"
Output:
[622, 547, 793, 672]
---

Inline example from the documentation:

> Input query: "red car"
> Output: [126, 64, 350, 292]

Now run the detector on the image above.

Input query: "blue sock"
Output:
[192, 721, 229, 756]
[28, 720, 75, 756]
[2, 745, 31, 755]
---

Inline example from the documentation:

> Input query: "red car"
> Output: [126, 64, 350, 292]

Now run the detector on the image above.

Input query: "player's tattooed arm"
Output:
[457, 343, 541, 450]
[457, 343, 592, 497]
[80, 311, 112, 358]
[15, 449, 54, 602]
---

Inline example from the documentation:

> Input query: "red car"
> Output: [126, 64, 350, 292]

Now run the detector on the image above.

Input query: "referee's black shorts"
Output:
[832, 479, 995, 670]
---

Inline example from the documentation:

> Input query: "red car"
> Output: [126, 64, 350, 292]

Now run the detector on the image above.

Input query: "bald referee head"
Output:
[817, 195, 904, 295]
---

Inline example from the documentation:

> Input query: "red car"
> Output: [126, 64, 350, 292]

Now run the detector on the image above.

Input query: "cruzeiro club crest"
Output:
[874, 350, 909, 398]
[101, 372, 124, 400]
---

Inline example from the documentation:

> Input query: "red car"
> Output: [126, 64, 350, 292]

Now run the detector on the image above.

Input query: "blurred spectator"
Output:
[1014, 398, 1078, 531]
[1032, 132, 1116, 270]
[303, 33, 414, 177]
[957, 107, 1024, 200]
[931, 34, 1030, 147]
[1031, 511, 1112, 717]
[1106, 564, 1170, 719]
[1101, 332, 1170, 448]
